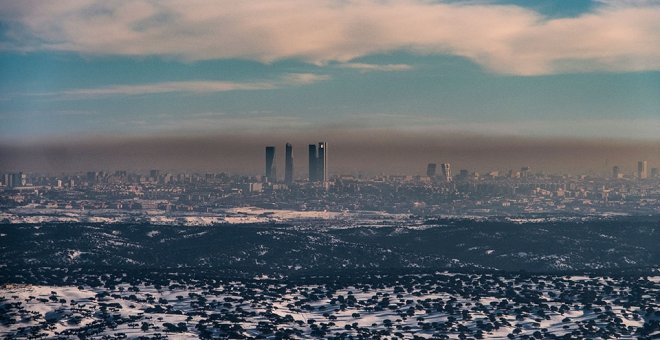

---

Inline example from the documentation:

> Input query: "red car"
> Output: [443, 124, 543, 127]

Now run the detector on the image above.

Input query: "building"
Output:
[150, 169, 161, 181]
[520, 166, 530, 178]
[426, 163, 437, 177]
[2, 173, 24, 188]
[457, 169, 469, 180]
[440, 163, 452, 182]
[652, 168, 658, 178]
[285, 143, 294, 184]
[507, 169, 521, 178]
[317, 142, 327, 182]
[265, 146, 276, 182]
[308, 142, 328, 182]
[638, 160, 648, 179]
[612, 166, 621, 179]
[86, 171, 97, 185]
[308, 144, 317, 182]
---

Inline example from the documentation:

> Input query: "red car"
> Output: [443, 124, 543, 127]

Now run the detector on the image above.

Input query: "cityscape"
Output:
[1, 0, 660, 339]
[1, 142, 659, 223]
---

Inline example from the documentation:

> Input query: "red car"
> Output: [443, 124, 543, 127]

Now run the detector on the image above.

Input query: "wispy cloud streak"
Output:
[25, 73, 328, 99]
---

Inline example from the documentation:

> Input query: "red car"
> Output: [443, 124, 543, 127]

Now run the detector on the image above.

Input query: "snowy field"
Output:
[1, 274, 658, 339]
[1, 206, 408, 227]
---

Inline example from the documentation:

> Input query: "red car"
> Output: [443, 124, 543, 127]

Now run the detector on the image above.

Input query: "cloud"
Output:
[594, 0, 660, 7]
[26, 73, 328, 99]
[338, 63, 413, 72]
[281, 73, 331, 85]
[1, 1, 659, 75]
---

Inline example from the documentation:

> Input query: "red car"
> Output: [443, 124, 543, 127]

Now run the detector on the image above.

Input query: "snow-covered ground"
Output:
[1, 207, 409, 227]
[1, 274, 657, 339]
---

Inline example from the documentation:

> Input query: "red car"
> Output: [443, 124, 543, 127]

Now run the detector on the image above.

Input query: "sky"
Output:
[0, 0, 659, 175]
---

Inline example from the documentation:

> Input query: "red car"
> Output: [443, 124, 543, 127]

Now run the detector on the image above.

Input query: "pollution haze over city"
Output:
[2, 1, 660, 339]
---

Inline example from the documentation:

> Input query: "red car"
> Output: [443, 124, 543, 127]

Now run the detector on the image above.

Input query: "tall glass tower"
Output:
[317, 142, 327, 182]
[285, 143, 293, 184]
[265, 146, 276, 182]
[308, 144, 317, 182]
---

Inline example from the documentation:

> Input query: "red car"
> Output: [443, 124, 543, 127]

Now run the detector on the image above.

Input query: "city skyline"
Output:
[1, 133, 659, 176]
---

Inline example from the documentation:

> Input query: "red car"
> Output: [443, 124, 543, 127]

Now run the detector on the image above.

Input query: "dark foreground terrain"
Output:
[1, 216, 659, 338]
[1, 216, 659, 275]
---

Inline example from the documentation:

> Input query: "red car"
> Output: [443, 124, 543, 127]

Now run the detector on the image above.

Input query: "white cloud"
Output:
[338, 63, 413, 72]
[27, 73, 328, 99]
[1, 0, 660, 75]
[281, 73, 331, 85]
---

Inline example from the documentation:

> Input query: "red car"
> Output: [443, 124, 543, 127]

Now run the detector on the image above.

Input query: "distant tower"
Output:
[638, 160, 648, 179]
[520, 166, 530, 178]
[612, 166, 621, 179]
[86, 171, 97, 185]
[440, 163, 452, 182]
[285, 143, 294, 184]
[426, 163, 437, 177]
[308, 144, 317, 182]
[265, 146, 276, 182]
[150, 169, 160, 181]
[317, 142, 327, 182]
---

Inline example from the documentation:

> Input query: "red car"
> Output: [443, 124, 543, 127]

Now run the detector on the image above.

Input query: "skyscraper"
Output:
[440, 163, 452, 182]
[308, 144, 317, 182]
[612, 166, 621, 179]
[317, 142, 327, 182]
[265, 146, 276, 182]
[426, 163, 437, 177]
[285, 143, 294, 184]
[638, 160, 648, 179]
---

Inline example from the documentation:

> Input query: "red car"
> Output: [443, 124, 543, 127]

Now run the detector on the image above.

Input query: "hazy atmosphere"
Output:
[1, 132, 660, 176]
[1, 0, 659, 175]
